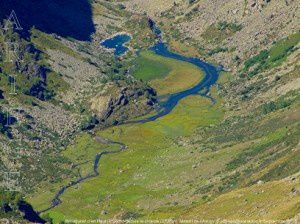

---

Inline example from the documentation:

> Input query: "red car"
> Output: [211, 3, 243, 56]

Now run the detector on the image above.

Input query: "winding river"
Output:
[133, 42, 219, 123]
[26, 19, 220, 223]
[37, 137, 126, 215]
[132, 19, 220, 123]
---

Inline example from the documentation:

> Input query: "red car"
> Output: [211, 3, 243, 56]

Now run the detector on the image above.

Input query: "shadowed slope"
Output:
[0, 0, 95, 41]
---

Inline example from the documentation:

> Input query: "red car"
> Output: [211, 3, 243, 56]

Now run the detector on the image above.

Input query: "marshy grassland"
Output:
[30, 93, 224, 222]
[27, 41, 300, 221]
[133, 51, 204, 95]
[27, 52, 224, 222]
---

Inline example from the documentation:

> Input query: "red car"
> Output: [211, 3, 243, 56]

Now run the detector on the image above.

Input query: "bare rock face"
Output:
[91, 95, 112, 119]
[90, 81, 157, 125]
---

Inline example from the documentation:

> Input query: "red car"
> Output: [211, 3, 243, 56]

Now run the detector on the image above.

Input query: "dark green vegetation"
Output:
[242, 32, 300, 77]
[124, 16, 156, 49]
[261, 95, 295, 114]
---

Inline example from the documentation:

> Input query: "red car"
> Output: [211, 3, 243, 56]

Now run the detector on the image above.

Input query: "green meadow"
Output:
[31, 92, 224, 223]
[28, 50, 225, 222]
[133, 51, 204, 95]
[133, 51, 172, 81]
[27, 48, 300, 222]
[183, 177, 300, 220]
[31, 29, 83, 60]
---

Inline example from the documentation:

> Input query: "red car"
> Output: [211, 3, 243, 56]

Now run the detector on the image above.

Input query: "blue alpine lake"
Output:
[101, 34, 131, 56]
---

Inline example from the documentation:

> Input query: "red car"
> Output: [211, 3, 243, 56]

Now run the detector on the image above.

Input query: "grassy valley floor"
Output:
[30, 93, 224, 223]
[133, 51, 204, 95]
[27, 51, 224, 222]
[27, 48, 300, 223]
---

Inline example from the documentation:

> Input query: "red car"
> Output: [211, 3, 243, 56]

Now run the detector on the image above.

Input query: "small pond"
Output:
[101, 34, 131, 56]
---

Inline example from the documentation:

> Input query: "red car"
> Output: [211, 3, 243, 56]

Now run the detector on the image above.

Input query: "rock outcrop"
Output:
[91, 81, 157, 125]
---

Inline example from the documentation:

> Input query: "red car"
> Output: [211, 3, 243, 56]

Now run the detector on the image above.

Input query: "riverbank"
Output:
[26, 17, 222, 221]
[29, 89, 224, 222]
[27, 67, 222, 222]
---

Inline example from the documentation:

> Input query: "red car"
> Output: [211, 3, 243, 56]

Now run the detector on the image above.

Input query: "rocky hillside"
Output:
[127, 0, 299, 66]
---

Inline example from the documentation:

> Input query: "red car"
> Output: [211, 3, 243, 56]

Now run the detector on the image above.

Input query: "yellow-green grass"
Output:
[27, 134, 118, 211]
[92, 3, 107, 16]
[218, 71, 233, 84]
[169, 39, 199, 58]
[47, 71, 70, 94]
[201, 24, 230, 43]
[30, 29, 82, 60]
[182, 177, 300, 221]
[268, 32, 300, 63]
[133, 51, 204, 95]
[30, 93, 225, 223]
[242, 146, 299, 187]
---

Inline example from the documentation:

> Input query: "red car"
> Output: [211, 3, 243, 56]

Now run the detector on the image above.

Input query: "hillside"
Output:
[0, 0, 299, 223]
